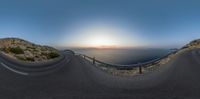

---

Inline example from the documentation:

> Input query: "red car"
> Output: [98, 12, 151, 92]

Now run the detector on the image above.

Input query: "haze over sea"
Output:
[73, 48, 172, 65]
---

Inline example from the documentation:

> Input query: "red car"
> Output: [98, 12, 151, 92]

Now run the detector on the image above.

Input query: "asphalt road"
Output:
[0, 49, 200, 99]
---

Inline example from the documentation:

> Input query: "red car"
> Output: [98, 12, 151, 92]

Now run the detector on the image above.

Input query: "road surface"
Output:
[0, 49, 200, 99]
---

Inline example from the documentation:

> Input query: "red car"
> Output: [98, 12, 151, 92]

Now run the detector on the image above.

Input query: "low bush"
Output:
[16, 56, 34, 61]
[26, 57, 35, 61]
[0, 47, 10, 53]
[47, 52, 60, 59]
[15, 56, 26, 61]
[9, 47, 24, 54]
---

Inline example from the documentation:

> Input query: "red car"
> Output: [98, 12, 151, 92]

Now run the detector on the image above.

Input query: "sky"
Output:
[1, 0, 200, 49]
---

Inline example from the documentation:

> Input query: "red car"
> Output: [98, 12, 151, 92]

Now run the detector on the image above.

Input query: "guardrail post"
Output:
[139, 66, 142, 74]
[93, 57, 96, 65]
[83, 55, 85, 59]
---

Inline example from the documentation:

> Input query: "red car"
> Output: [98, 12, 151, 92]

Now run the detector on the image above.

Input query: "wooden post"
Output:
[93, 57, 95, 65]
[139, 66, 142, 74]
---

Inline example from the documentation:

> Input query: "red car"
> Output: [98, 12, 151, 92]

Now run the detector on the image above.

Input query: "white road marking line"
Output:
[1, 62, 29, 76]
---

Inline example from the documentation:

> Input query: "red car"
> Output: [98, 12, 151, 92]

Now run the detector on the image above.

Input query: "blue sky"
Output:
[0, 0, 200, 48]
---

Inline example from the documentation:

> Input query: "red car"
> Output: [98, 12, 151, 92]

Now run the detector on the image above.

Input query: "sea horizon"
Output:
[71, 48, 173, 65]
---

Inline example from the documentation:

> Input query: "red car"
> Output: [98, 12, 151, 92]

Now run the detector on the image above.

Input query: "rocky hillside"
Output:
[0, 38, 60, 62]
[183, 39, 200, 49]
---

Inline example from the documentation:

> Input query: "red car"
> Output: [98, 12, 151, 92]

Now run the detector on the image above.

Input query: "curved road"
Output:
[0, 49, 200, 99]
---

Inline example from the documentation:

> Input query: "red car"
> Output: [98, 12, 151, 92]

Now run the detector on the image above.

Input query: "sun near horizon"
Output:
[59, 22, 141, 49]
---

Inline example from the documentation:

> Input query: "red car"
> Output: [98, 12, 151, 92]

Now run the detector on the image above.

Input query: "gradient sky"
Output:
[1, 0, 200, 48]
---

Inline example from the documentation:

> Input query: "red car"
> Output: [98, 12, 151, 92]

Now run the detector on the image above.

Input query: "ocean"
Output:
[72, 48, 172, 65]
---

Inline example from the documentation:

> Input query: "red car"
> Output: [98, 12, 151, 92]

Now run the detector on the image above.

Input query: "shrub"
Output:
[0, 47, 10, 53]
[41, 52, 48, 56]
[26, 57, 35, 61]
[15, 56, 26, 61]
[47, 52, 60, 59]
[41, 48, 47, 51]
[15, 56, 35, 62]
[9, 47, 24, 54]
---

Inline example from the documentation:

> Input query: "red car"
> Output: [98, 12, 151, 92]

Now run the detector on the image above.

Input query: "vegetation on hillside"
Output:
[0, 38, 60, 62]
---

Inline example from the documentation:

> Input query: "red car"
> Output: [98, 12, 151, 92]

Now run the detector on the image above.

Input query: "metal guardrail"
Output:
[77, 50, 178, 74]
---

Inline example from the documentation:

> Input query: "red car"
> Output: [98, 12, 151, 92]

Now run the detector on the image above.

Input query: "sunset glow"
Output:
[61, 22, 138, 48]
[81, 26, 120, 48]
[85, 35, 117, 48]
